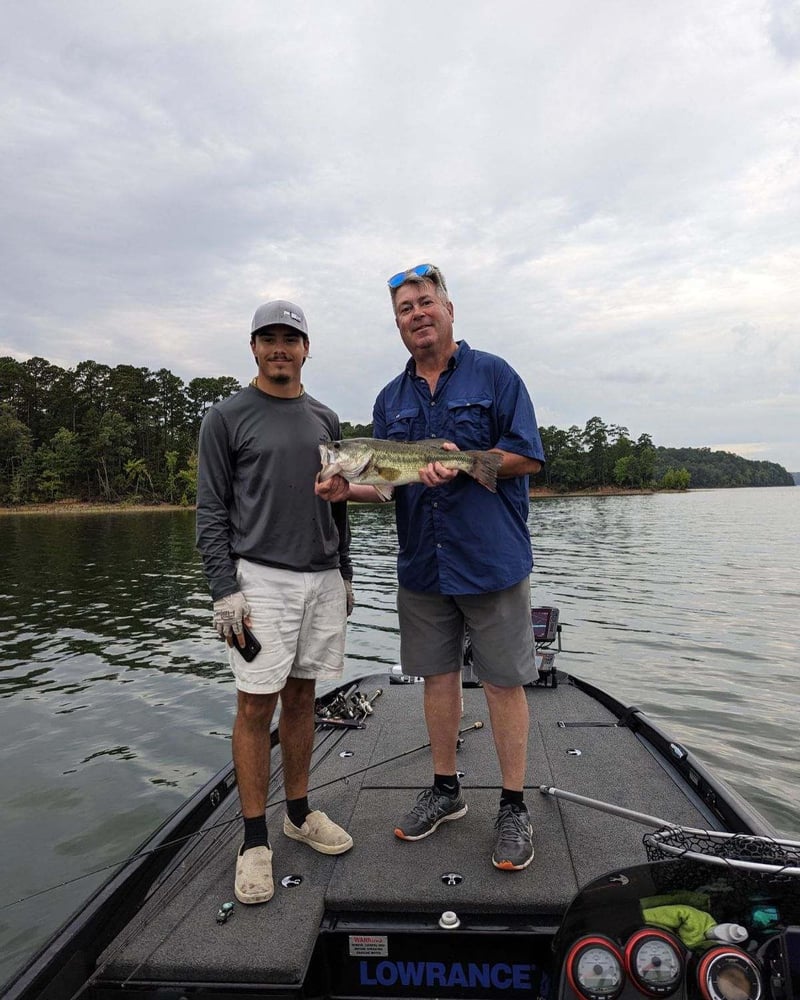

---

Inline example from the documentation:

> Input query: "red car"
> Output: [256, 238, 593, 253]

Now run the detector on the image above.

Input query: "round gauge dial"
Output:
[625, 929, 684, 997]
[566, 936, 625, 1000]
[697, 947, 762, 1000]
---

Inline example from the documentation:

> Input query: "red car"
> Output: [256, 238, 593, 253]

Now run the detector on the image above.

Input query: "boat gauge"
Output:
[566, 936, 625, 1000]
[696, 947, 762, 1000]
[624, 929, 684, 997]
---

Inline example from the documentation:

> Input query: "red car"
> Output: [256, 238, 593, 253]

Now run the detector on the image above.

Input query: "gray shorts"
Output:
[397, 578, 536, 687]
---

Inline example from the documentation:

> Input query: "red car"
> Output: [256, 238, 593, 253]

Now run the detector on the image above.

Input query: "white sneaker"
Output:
[234, 844, 274, 904]
[283, 810, 353, 855]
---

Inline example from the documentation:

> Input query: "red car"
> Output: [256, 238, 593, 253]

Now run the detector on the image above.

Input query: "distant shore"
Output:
[529, 486, 656, 500]
[0, 500, 190, 516]
[1, 487, 660, 516]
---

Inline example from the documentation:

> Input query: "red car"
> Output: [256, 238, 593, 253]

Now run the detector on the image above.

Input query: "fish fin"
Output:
[373, 484, 395, 501]
[466, 451, 503, 492]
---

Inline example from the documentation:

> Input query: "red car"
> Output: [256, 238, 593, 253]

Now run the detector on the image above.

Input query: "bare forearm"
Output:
[349, 484, 393, 503]
[490, 449, 542, 478]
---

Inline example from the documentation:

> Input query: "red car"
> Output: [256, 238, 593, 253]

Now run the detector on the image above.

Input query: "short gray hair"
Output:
[388, 264, 450, 310]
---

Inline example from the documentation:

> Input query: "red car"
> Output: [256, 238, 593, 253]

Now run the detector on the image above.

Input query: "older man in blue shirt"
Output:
[317, 263, 545, 870]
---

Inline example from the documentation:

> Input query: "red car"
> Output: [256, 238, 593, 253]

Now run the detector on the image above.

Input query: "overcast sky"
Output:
[2, 0, 799, 469]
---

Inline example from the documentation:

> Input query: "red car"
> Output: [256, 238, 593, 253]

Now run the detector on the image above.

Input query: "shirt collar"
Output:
[404, 340, 468, 378]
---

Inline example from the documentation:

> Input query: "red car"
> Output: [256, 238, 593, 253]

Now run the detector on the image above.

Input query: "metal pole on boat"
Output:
[538, 785, 676, 829]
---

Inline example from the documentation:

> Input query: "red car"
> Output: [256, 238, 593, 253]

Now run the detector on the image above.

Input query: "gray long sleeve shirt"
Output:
[196, 385, 351, 600]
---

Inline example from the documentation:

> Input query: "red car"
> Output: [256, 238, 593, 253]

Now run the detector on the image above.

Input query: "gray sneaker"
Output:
[492, 802, 534, 870]
[394, 786, 468, 841]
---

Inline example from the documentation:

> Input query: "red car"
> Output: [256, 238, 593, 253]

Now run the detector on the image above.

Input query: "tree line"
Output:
[0, 356, 239, 505]
[0, 356, 793, 505]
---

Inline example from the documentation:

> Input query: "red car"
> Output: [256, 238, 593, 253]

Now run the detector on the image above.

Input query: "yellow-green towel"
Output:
[642, 904, 717, 949]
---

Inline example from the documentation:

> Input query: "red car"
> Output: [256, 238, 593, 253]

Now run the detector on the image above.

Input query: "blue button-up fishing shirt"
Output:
[372, 341, 545, 595]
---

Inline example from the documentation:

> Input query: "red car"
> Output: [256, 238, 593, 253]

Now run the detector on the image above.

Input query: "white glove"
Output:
[344, 580, 354, 617]
[213, 591, 250, 639]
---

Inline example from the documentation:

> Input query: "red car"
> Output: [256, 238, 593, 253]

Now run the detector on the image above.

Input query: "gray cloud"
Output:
[1, 0, 798, 468]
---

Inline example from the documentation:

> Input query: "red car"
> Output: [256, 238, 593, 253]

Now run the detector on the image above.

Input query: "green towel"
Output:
[640, 891, 710, 911]
[642, 904, 717, 949]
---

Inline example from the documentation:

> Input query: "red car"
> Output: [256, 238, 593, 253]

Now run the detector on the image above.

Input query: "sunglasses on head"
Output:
[387, 263, 438, 289]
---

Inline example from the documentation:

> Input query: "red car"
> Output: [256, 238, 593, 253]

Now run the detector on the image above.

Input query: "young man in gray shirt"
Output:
[197, 300, 353, 904]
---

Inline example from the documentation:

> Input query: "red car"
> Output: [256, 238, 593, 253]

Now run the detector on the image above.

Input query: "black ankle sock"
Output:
[287, 796, 311, 828]
[434, 774, 460, 796]
[242, 814, 269, 850]
[500, 788, 524, 809]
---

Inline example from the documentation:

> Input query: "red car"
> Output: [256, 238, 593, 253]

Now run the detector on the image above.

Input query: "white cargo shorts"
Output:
[230, 559, 347, 695]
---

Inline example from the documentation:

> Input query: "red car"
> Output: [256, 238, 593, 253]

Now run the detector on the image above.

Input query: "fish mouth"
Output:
[318, 444, 339, 482]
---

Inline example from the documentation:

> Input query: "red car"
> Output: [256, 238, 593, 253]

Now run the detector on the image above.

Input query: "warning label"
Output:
[349, 934, 389, 957]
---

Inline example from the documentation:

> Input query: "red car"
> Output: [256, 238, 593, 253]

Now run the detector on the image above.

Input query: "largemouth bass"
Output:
[318, 438, 503, 497]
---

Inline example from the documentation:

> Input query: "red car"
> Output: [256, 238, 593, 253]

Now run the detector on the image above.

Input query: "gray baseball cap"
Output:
[251, 300, 308, 338]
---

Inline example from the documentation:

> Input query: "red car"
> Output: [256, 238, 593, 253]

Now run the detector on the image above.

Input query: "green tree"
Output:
[535, 425, 586, 489]
[186, 376, 241, 430]
[164, 450, 179, 503]
[33, 428, 83, 500]
[661, 468, 691, 490]
[124, 457, 154, 499]
[0, 402, 33, 502]
[89, 411, 133, 499]
[582, 416, 611, 485]
[178, 451, 198, 504]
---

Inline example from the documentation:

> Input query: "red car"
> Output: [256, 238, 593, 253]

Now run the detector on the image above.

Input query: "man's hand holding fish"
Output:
[315, 438, 498, 504]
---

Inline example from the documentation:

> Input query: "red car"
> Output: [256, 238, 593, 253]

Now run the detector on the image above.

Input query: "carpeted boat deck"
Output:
[96, 675, 716, 988]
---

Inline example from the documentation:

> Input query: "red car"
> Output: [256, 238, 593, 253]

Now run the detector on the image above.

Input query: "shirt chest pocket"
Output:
[447, 397, 494, 449]
[386, 406, 422, 441]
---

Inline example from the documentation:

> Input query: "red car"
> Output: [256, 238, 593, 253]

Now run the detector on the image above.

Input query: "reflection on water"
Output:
[0, 489, 798, 983]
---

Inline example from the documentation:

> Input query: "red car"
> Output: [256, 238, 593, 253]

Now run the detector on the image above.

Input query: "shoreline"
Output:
[528, 486, 656, 500]
[0, 487, 661, 516]
[0, 501, 190, 516]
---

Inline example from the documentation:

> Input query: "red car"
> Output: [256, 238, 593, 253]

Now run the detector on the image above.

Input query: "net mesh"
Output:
[644, 826, 800, 883]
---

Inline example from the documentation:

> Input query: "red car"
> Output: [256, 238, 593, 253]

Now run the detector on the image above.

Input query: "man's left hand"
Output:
[316, 473, 350, 502]
[344, 580, 354, 616]
[419, 440, 460, 488]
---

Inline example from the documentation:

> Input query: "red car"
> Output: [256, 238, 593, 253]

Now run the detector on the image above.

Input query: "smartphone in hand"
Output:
[236, 621, 262, 662]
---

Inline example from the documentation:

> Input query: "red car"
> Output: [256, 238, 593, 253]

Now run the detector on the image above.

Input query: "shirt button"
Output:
[437, 543, 442, 548]
[433, 502, 438, 508]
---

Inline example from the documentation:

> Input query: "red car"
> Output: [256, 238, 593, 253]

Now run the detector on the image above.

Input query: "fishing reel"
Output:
[315, 684, 383, 728]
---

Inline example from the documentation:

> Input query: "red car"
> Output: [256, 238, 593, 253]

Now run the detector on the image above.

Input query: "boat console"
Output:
[555, 861, 800, 1000]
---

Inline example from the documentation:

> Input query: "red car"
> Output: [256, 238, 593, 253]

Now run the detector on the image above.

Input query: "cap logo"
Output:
[283, 309, 303, 323]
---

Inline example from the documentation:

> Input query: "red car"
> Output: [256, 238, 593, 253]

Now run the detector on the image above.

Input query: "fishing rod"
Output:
[1, 718, 485, 911]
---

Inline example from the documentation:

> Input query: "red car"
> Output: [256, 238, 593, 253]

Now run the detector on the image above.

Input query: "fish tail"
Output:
[466, 451, 503, 492]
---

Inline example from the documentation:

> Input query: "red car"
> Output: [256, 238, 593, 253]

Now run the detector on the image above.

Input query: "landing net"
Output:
[644, 826, 800, 881]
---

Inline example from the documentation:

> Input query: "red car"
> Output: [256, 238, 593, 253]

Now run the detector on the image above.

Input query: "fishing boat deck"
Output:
[95, 674, 725, 991]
